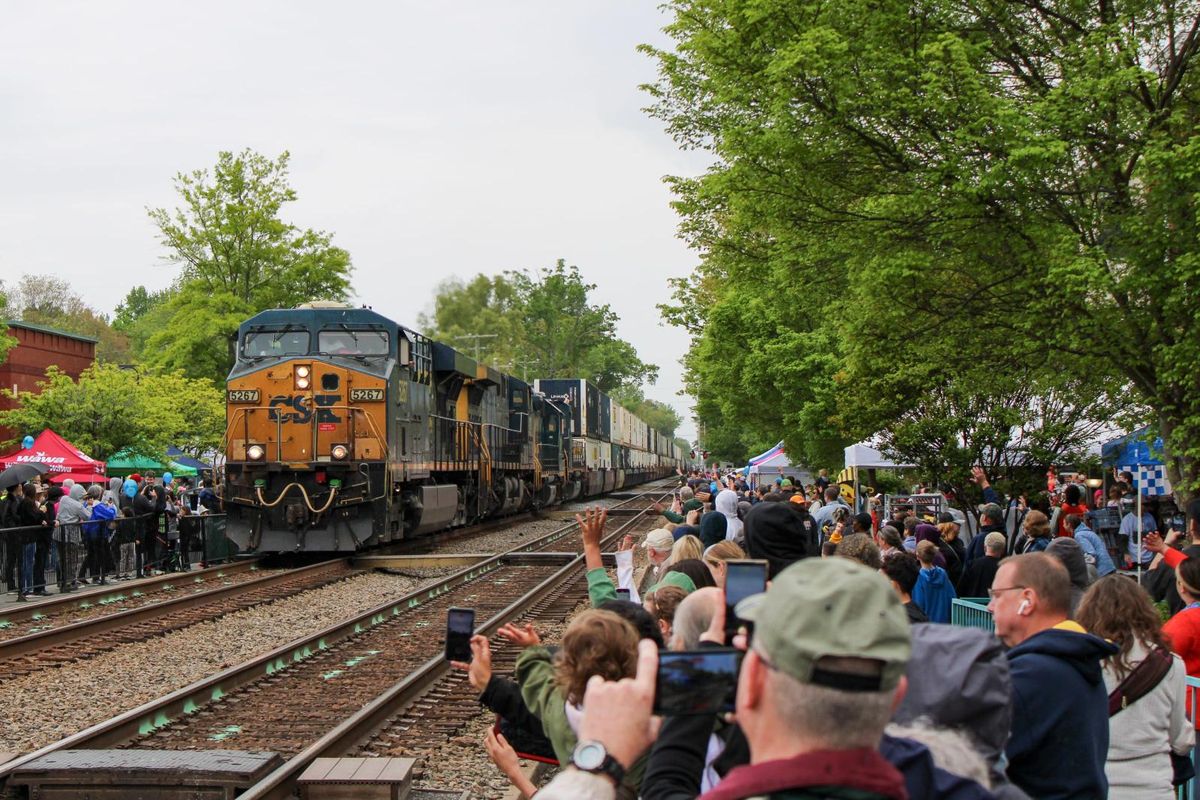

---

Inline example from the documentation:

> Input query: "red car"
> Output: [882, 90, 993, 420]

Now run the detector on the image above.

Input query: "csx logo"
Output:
[269, 394, 343, 424]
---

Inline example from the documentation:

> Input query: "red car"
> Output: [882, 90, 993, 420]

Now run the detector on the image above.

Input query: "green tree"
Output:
[0, 364, 223, 461]
[645, 0, 1200, 491]
[113, 285, 174, 332]
[145, 149, 353, 382]
[611, 385, 685, 437]
[422, 260, 659, 396]
[418, 274, 524, 366]
[7, 276, 131, 363]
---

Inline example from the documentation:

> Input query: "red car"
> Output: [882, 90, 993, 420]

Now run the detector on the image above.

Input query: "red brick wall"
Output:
[0, 324, 97, 440]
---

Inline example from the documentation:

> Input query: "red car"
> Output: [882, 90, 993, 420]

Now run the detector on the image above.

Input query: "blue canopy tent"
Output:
[166, 447, 213, 477]
[1100, 426, 1170, 580]
[1100, 427, 1170, 496]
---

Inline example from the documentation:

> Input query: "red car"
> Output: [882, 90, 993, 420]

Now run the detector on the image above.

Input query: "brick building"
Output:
[0, 321, 98, 441]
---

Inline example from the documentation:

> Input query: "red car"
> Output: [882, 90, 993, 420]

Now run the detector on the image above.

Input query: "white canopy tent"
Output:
[843, 442, 915, 471]
[842, 441, 916, 513]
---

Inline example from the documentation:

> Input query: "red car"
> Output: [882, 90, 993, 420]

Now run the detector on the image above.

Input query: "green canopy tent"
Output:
[106, 449, 199, 478]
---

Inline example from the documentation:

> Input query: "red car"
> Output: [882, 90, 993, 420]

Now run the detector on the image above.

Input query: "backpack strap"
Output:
[1109, 646, 1174, 716]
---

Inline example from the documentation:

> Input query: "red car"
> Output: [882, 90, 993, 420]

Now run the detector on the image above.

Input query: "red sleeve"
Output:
[1164, 548, 1187, 570]
[1165, 614, 1195, 664]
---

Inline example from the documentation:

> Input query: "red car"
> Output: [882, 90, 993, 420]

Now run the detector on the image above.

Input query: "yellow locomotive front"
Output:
[223, 305, 395, 552]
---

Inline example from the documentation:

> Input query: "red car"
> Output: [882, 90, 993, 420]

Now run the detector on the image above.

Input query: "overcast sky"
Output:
[1, 1, 705, 441]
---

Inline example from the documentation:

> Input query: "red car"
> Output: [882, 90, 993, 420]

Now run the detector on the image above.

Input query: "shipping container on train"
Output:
[221, 303, 681, 553]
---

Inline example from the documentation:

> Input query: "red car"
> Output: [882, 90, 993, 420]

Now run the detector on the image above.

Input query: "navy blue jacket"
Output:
[1005, 626, 1118, 799]
[966, 520, 1005, 565]
[880, 735, 994, 800]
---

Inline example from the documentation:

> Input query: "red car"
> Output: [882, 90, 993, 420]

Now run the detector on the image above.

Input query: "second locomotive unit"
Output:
[221, 302, 681, 553]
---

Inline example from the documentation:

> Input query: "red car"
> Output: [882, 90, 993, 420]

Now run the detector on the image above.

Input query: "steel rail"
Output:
[0, 558, 262, 628]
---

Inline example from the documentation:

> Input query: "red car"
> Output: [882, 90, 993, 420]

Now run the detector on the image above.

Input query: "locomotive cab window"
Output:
[318, 328, 389, 357]
[242, 328, 310, 358]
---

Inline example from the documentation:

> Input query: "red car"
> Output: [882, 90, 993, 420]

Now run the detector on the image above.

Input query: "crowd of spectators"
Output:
[0, 471, 223, 600]
[453, 465, 1200, 799]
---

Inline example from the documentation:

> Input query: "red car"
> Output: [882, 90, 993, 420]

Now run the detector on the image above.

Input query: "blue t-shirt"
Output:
[1121, 512, 1158, 564]
[1073, 525, 1116, 576]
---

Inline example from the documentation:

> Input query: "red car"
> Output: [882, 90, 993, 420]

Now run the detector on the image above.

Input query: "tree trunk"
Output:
[1159, 409, 1195, 507]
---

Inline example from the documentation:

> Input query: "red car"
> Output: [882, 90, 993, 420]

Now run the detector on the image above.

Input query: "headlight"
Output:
[296, 377, 310, 390]
[296, 366, 310, 378]
[246, 444, 266, 461]
[331, 444, 349, 460]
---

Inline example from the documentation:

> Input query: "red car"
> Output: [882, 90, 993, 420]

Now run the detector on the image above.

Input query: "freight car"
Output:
[221, 303, 681, 552]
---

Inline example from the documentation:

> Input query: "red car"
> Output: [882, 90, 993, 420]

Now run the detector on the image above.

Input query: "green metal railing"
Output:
[950, 597, 994, 632]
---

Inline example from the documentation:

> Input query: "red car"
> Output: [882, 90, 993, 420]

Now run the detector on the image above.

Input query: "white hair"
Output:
[886, 720, 991, 789]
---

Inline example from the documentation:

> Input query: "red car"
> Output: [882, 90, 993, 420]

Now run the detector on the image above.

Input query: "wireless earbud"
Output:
[1017, 599, 1030, 615]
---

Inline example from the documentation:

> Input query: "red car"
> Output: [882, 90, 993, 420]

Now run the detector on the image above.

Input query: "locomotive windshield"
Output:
[318, 328, 389, 357]
[242, 327, 310, 358]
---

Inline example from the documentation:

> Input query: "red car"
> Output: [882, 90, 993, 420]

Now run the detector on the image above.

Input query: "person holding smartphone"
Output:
[536, 558, 915, 800]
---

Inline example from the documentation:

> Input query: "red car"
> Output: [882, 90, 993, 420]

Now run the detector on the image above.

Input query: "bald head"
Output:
[1008, 553, 1071, 615]
[671, 587, 722, 650]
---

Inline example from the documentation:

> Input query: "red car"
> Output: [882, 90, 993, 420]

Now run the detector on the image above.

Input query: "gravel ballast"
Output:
[0, 569, 445, 753]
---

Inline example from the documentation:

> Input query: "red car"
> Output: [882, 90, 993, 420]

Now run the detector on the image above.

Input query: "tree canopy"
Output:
[420, 260, 660, 396]
[0, 364, 224, 461]
[140, 149, 353, 383]
[645, 0, 1200, 493]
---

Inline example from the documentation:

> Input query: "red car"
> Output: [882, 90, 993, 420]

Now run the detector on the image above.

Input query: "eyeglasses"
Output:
[987, 585, 1026, 599]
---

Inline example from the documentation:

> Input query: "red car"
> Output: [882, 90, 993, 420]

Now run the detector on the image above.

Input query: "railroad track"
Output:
[0, 558, 265, 637]
[0, 484, 670, 798]
[0, 560, 361, 680]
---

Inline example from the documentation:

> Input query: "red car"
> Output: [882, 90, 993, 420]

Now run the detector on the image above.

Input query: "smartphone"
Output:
[444, 607, 475, 663]
[1171, 514, 1187, 531]
[615, 588, 631, 601]
[724, 560, 768, 638]
[654, 649, 742, 716]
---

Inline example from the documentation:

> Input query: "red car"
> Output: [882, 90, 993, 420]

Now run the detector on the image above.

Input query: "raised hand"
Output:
[576, 507, 608, 551]
[450, 634, 493, 692]
[484, 728, 537, 799]
[498, 622, 541, 648]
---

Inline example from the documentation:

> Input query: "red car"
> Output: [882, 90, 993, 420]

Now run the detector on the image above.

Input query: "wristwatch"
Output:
[572, 739, 626, 785]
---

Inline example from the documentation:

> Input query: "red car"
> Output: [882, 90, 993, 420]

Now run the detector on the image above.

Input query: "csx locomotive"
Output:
[222, 302, 683, 552]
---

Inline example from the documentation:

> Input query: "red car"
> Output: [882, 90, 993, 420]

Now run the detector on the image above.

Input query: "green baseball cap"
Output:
[737, 557, 911, 691]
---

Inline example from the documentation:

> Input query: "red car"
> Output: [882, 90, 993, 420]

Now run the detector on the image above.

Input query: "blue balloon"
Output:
[21, 435, 34, 450]
[163, 472, 173, 485]
[123, 479, 137, 498]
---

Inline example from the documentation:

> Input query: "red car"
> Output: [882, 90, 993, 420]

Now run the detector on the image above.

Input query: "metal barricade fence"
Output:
[950, 597, 995, 632]
[0, 512, 235, 596]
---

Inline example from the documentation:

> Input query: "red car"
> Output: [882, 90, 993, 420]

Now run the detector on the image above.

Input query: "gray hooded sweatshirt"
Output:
[55, 483, 91, 541]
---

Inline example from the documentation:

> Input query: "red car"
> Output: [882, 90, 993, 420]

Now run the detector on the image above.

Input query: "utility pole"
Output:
[452, 333, 498, 363]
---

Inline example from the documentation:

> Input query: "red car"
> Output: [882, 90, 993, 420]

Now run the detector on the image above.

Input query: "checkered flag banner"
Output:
[1121, 464, 1172, 496]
